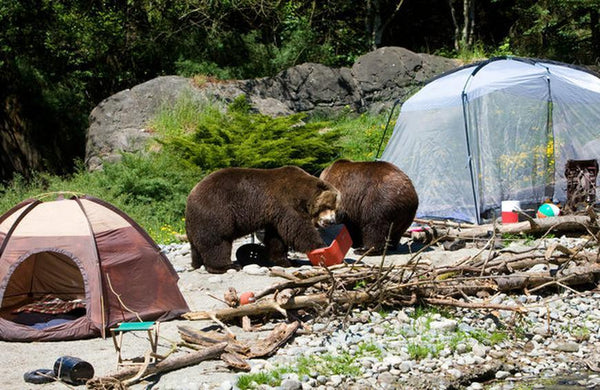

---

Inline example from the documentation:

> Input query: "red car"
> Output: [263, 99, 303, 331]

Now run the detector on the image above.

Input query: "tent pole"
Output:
[461, 91, 481, 225]
[545, 71, 555, 201]
[375, 98, 402, 160]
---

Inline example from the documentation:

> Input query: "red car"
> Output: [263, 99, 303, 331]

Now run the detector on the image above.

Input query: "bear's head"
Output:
[309, 183, 340, 228]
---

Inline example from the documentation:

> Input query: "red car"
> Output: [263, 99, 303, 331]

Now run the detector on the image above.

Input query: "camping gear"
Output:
[23, 369, 56, 384]
[0, 194, 189, 341]
[537, 203, 561, 218]
[307, 224, 352, 267]
[381, 57, 600, 224]
[239, 291, 256, 305]
[501, 201, 520, 224]
[53, 356, 94, 385]
[110, 321, 161, 368]
[564, 159, 598, 212]
[235, 243, 270, 267]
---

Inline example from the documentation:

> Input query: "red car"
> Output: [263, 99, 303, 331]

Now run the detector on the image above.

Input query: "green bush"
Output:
[153, 94, 342, 175]
[329, 111, 393, 162]
[0, 153, 201, 244]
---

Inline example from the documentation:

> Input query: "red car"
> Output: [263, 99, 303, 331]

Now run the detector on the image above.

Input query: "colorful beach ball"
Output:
[537, 203, 561, 218]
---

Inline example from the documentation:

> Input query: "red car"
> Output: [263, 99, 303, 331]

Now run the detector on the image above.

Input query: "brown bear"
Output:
[185, 166, 340, 273]
[319, 159, 418, 255]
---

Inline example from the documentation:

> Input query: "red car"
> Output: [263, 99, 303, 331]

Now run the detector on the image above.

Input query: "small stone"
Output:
[495, 370, 511, 379]
[447, 368, 462, 378]
[219, 381, 232, 390]
[280, 379, 302, 390]
[243, 264, 268, 275]
[377, 371, 395, 385]
[330, 375, 343, 386]
[552, 342, 580, 352]
[399, 361, 412, 373]
[456, 343, 468, 354]
[396, 310, 410, 323]
[430, 319, 458, 332]
[373, 326, 386, 335]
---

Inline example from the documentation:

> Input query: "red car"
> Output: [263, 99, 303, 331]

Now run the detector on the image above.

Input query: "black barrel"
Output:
[53, 356, 94, 385]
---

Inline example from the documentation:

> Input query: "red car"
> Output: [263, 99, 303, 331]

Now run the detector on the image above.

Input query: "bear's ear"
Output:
[310, 189, 340, 215]
[316, 181, 332, 191]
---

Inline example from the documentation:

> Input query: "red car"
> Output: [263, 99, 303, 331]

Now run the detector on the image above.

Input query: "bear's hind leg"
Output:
[356, 222, 396, 256]
[190, 243, 204, 269]
[202, 240, 235, 274]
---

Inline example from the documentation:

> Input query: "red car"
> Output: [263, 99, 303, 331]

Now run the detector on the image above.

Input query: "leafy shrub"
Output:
[329, 111, 393, 162]
[153, 94, 342, 175]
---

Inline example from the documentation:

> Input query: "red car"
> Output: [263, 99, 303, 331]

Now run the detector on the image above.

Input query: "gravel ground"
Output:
[2, 235, 600, 390]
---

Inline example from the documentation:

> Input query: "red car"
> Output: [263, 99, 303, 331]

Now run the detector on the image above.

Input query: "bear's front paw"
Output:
[272, 257, 293, 267]
[353, 247, 381, 256]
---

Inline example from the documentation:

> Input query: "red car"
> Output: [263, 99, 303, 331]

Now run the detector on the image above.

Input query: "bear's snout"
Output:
[316, 209, 337, 228]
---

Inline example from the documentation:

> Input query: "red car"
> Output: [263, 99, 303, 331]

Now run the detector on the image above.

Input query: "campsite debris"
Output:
[239, 291, 256, 305]
[54, 356, 95, 385]
[247, 321, 300, 358]
[178, 321, 300, 359]
[86, 342, 227, 389]
[220, 352, 251, 371]
[177, 325, 250, 355]
[564, 159, 598, 213]
[183, 214, 600, 326]
[23, 369, 57, 385]
[223, 287, 240, 307]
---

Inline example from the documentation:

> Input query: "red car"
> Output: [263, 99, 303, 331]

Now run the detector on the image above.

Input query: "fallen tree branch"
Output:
[440, 215, 595, 239]
[87, 342, 227, 388]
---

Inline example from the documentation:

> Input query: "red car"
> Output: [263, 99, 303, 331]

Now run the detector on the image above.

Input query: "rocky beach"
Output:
[2, 234, 600, 390]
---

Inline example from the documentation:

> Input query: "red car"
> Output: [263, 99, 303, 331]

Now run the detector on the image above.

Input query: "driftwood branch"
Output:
[436, 215, 596, 239]
[87, 342, 227, 388]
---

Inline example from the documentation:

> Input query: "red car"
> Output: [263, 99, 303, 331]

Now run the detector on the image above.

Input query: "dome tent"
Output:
[381, 56, 600, 224]
[0, 194, 189, 341]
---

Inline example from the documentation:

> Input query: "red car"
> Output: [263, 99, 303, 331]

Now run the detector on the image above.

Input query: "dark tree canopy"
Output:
[1, 0, 599, 182]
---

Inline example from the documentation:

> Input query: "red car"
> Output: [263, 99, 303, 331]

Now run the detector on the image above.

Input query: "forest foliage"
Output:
[2, 0, 599, 181]
[1, 0, 600, 242]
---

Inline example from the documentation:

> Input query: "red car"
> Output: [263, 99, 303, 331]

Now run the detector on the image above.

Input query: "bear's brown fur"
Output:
[319, 159, 418, 255]
[185, 166, 340, 273]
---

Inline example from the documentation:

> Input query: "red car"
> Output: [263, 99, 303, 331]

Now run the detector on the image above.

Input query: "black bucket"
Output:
[53, 356, 94, 385]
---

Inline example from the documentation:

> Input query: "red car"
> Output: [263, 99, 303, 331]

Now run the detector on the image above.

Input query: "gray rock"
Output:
[551, 342, 580, 352]
[429, 319, 457, 332]
[280, 378, 303, 390]
[495, 370, 511, 379]
[377, 371, 395, 385]
[85, 47, 458, 170]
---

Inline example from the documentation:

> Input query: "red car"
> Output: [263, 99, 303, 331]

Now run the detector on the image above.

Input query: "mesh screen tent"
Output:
[381, 57, 600, 224]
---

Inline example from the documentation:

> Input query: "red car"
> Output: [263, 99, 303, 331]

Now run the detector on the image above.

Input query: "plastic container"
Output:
[307, 224, 352, 267]
[501, 200, 520, 224]
[53, 356, 94, 385]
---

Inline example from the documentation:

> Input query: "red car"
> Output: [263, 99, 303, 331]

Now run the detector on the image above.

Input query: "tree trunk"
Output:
[367, 0, 405, 49]
[448, 0, 460, 51]
[591, 9, 600, 60]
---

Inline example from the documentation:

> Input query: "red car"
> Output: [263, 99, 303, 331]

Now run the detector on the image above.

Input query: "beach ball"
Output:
[537, 203, 560, 218]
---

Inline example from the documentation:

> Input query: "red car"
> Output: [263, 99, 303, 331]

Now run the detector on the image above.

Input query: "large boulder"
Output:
[86, 76, 195, 170]
[351, 47, 460, 111]
[85, 47, 460, 170]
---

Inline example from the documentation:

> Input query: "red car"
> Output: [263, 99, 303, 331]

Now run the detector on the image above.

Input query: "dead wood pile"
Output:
[184, 214, 600, 323]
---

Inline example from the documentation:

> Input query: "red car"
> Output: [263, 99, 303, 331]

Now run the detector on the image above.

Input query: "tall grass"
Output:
[0, 97, 393, 244]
